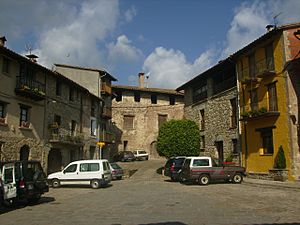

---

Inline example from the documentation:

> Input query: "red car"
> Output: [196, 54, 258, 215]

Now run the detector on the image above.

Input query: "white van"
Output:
[47, 160, 112, 189]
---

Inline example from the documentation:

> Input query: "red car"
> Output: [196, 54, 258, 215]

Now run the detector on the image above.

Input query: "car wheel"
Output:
[90, 179, 101, 189]
[232, 173, 243, 183]
[52, 179, 60, 188]
[198, 174, 210, 185]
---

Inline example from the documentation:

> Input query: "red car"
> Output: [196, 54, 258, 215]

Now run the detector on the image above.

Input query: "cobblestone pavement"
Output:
[1, 159, 300, 225]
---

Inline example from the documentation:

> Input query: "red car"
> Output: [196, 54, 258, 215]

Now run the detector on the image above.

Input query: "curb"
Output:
[243, 178, 300, 190]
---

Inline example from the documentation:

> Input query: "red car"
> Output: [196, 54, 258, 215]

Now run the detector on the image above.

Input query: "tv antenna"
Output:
[273, 12, 282, 28]
[25, 43, 33, 55]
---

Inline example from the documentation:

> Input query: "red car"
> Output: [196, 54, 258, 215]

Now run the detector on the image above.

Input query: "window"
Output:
[232, 139, 238, 155]
[151, 94, 157, 104]
[200, 136, 205, 150]
[123, 115, 134, 130]
[268, 82, 278, 111]
[102, 161, 109, 171]
[91, 100, 96, 117]
[91, 118, 97, 136]
[248, 53, 256, 78]
[0, 101, 7, 119]
[116, 91, 122, 102]
[64, 164, 77, 173]
[4, 167, 14, 184]
[260, 128, 274, 154]
[54, 114, 61, 126]
[71, 120, 77, 135]
[56, 79, 62, 96]
[200, 109, 205, 130]
[2, 57, 10, 74]
[193, 82, 207, 103]
[20, 106, 29, 127]
[158, 114, 168, 129]
[80, 163, 99, 172]
[230, 98, 237, 128]
[265, 43, 274, 70]
[169, 96, 175, 105]
[69, 87, 75, 101]
[134, 92, 140, 102]
[193, 159, 209, 167]
[250, 89, 258, 111]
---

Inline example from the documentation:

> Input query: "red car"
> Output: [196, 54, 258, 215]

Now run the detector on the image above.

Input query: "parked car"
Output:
[115, 151, 135, 162]
[0, 160, 49, 205]
[181, 156, 246, 185]
[133, 150, 149, 161]
[47, 160, 112, 189]
[164, 156, 186, 181]
[109, 163, 124, 180]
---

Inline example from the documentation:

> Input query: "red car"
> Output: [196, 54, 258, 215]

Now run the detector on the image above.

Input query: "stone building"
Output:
[177, 59, 240, 163]
[111, 73, 184, 158]
[0, 37, 112, 174]
[0, 37, 48, 168]
[54, 64, 117, 161]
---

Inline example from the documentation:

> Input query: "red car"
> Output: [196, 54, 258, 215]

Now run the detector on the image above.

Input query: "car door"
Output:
[61, 163, 78, 185]
[2, 163, 17, 200]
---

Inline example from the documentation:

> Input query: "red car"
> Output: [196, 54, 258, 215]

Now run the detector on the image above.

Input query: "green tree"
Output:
[157, 119, 200, 158]
[274, 145, 287, 169]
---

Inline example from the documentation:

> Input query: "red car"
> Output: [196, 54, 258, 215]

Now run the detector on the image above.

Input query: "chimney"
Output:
[0, 36, 7, 47]
[26, 54, 38, 63]
[266, 25, 275, 32]
[138, 72, 145, 88]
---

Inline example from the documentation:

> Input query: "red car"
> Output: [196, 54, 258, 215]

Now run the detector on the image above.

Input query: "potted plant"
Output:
[269, 145, 288, 181]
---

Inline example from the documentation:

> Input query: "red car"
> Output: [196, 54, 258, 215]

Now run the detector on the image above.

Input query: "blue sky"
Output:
[1, 0, 300, 89]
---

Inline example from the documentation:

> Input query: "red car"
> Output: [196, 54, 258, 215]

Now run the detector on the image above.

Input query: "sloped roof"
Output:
[112, 84, 184, 96]
[55, 63, 117, 81]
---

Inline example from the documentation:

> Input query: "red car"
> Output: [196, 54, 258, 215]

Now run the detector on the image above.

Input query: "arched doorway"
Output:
[47, 148, 62, 175]
[20, 145, 30, 161]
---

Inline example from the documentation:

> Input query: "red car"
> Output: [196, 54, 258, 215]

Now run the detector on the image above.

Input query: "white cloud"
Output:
[143, 47, 214, 89]
[124, 6, 137, 22]
[107, 35, 144, 63]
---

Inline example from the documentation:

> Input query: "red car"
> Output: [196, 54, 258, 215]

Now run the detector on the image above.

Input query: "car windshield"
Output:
[139, 151, 146, 154]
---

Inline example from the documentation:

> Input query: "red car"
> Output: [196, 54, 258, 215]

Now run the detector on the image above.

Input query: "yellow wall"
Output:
[239, 34, 292, 179]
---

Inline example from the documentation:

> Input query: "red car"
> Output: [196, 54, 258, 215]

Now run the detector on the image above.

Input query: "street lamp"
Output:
[294, 30, 300, 40]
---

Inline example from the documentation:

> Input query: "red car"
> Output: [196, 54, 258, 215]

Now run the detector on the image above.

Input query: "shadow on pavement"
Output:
[0, 196, 55, 215]
[139, 222, 187, 225]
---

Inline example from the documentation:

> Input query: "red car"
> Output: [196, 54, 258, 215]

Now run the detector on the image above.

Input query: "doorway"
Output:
[47, 148, 62, 175]
[20, 145, 30, 161]
[215, 141, 224, 164]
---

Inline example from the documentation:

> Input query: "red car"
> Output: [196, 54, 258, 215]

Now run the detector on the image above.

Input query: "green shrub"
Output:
[274, 145, 287, 169]
[157, 119, 200, 158]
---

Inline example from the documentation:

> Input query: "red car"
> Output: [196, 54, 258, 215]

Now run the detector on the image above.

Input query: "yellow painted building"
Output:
[234, 23, 300, 180]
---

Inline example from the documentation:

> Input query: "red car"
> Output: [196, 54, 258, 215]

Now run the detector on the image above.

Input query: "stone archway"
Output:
[20, 145, 30, 161]
[47, 148, 62, 175]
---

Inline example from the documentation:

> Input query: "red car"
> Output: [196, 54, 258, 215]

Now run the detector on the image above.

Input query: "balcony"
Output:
[240, 107, 280, 122]
[101, 107, 112, 119]
[15, 76, 46, 101]
[240, 58, 275, 84]
[49, 127, 84, 146]
[213, 76, 236, 95]
[101, 83, 112, 95]
[99, 131, 114, 143]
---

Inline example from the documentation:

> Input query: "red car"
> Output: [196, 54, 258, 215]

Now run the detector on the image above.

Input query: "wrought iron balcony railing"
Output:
[15, 76, 46, 101]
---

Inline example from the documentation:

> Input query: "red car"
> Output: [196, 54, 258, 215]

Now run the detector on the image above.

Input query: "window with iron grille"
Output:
[261, 128, 274, 154]
[232, 139, 238, 155]
[71, 120, 77, 135]
[20, 105, 30, 127]
[0, 102, 7, 119]
[230, 98, 237, 128]
[268, 82, 278, 111]
[123, 115, 134, 130]
[200, 109, 205, 130]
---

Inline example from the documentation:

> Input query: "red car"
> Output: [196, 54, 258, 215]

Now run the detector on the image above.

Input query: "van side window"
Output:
[80, 163, 99, 172]
[64, 164, 77, 173]
[193, 159, 209, 167]
[4, 168, 14, 184]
